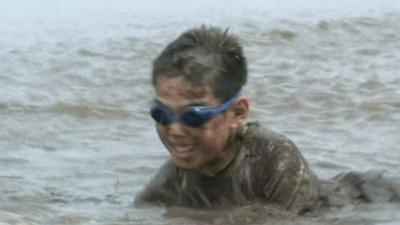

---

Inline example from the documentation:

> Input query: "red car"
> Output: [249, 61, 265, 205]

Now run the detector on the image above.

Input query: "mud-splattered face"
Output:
[153, 75, 239, 175]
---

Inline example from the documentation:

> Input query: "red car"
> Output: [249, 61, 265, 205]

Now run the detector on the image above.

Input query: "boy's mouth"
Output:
[171, 145, 195, 158]
[174, 145, 193, 152]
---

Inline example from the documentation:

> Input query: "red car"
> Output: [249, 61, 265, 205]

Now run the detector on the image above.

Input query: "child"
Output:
[134, 26, 320, 215]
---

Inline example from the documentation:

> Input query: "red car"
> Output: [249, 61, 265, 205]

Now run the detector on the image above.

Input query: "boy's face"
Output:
[153, 75, 239, 175]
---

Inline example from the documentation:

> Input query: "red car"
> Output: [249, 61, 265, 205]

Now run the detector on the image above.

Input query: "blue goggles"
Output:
[150, 90, 242, 128]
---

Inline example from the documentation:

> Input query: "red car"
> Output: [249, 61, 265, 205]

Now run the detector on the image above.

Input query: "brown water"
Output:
[0, 0, 399, 224]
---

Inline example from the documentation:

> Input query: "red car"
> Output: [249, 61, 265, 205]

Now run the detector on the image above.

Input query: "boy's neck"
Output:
[196, 133, 242, 177]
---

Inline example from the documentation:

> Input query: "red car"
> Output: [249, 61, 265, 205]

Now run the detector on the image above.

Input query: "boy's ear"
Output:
[230, 97, 249, 130]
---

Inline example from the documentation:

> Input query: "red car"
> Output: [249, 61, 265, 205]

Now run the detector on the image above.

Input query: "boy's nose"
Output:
[167, 122, 188, 136]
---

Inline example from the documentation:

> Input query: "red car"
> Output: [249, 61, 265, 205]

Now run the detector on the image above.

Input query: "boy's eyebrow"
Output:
[186, 101, 208, 107]
[154, 98, 209, 109]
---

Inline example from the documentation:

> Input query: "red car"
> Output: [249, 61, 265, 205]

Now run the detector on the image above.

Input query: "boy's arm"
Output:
[134, 160, 179, 206]
[255, 139, 320, 214]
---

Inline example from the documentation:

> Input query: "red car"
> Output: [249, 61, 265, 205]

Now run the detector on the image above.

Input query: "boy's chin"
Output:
[172, 157, 202, 171]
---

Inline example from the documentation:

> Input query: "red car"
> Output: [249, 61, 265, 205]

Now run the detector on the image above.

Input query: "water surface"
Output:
[0, 0, 399, 224]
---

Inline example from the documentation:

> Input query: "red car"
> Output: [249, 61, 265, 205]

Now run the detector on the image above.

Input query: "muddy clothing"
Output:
[319, 170, 400, 207]
[135, 122, 321, 214]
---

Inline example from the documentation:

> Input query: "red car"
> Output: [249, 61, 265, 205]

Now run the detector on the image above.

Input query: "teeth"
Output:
[175, 146, 191, 152]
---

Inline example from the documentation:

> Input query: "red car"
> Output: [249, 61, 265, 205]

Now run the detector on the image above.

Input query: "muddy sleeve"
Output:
[256, 140, 320, 214]
[134, 160, 180, 206]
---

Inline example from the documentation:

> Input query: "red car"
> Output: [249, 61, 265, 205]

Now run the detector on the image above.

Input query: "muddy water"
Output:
[0, 0, 399, 224]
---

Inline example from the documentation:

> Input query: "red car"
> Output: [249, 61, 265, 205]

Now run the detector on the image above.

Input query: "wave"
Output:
[240, 13, 400, 45]
[0, 102, 146, 119]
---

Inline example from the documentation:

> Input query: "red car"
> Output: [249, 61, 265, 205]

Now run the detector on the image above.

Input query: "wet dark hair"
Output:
[152, 25, 247, 101]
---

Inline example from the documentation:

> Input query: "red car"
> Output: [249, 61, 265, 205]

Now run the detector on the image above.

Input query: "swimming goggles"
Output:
[150, 89, 242, 128]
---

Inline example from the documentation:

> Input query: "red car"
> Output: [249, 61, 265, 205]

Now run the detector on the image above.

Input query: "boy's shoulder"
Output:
[239, 121, 299, 156]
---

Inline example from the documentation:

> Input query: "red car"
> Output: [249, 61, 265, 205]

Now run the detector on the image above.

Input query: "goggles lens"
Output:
[150, 89, 241, 128]
[150, 105, 213, 127]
